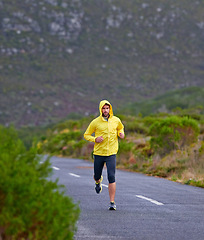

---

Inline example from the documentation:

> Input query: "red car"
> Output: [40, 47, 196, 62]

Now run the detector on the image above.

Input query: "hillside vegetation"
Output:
[0, 0, 204, 127]
[35, 108, 204, 188]
[117, 86, 204, 116]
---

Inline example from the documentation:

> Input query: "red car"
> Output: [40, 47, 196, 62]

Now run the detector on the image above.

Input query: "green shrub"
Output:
[118, 140, 134, 154]
[42, 130, 83, 155]
[185, 179, 204, 188]
[149, 116, 199, 155]
[199, 141, 204, 155]
[0, 126, 79, 240]
[125, 121, 148, 134]
[17, 126, 48, 149]
[52, 117, 90, 133]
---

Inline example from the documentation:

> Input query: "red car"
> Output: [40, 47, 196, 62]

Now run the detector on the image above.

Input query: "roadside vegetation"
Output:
[34, 107, 204, 188]
[0, 126, 79, 240]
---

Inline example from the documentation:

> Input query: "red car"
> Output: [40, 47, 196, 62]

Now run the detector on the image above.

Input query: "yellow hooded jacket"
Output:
[84, 100, 124, 156]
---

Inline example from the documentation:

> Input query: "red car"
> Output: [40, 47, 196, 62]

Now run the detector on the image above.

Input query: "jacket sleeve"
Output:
[84, 121, 96, 142]
[117, 119, 125, 136]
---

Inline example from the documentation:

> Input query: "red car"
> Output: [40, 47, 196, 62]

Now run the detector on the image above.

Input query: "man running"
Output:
[84, 100, 125, 210]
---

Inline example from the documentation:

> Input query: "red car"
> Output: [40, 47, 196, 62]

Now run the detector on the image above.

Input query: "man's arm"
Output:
[117, 119, 125, 139]
[84, 121, 96, 142]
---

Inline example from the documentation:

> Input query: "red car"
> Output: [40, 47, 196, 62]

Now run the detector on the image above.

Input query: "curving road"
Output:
[49, 156, 204, 240]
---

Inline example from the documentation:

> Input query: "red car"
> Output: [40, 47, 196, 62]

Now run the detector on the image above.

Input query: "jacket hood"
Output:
[99, 100, 113, 117]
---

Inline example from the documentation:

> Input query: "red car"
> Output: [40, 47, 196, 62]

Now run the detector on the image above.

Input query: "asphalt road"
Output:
[49, 156, 204, 240]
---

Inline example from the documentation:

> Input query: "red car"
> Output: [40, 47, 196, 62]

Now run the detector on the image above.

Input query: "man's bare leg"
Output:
[109, 182, 116, 202]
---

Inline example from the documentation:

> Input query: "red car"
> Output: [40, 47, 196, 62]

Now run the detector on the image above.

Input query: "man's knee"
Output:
[108, 175, 115, 184]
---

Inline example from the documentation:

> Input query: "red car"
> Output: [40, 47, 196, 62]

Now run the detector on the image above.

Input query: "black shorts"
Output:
[94, 154, 116, 184]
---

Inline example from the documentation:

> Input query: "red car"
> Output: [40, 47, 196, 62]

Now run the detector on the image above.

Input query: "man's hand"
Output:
[95, 136, 104, 143]
[119, 133, 125, 139]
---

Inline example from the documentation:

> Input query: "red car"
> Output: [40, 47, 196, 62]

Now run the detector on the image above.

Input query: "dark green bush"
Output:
[142, 116, 164, 127]
[0, 126, 79, 240]
[43, 130, 83, 155]
[149, 116, 199, 155]
[17, 126, 48, 149]
[52, 119, 87, 132]
[125, 121, 148, 134]
[118, 140, 134, 154]
[185, 179, 204, 188]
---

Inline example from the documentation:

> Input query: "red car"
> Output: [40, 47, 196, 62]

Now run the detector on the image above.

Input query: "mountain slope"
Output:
[0, 0, 204, 126]
[117, 86, 204, 116]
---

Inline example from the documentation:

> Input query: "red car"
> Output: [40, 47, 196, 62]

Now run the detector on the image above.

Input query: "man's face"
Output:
[102, 104, 110, 117]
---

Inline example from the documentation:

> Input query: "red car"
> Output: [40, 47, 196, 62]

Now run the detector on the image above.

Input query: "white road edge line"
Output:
[69, 173, 81, 178]
[136, 195, 164, 206]
[52, 166, 60, 170]
[101, 184, 108, 188]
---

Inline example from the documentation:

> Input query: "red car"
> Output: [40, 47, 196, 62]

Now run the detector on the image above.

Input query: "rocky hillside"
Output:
[0, 0, 204, 127]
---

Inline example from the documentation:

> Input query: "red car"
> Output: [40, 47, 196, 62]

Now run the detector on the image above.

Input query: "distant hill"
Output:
[0, 0, 204, 127]
[116, 86, 204, 116]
